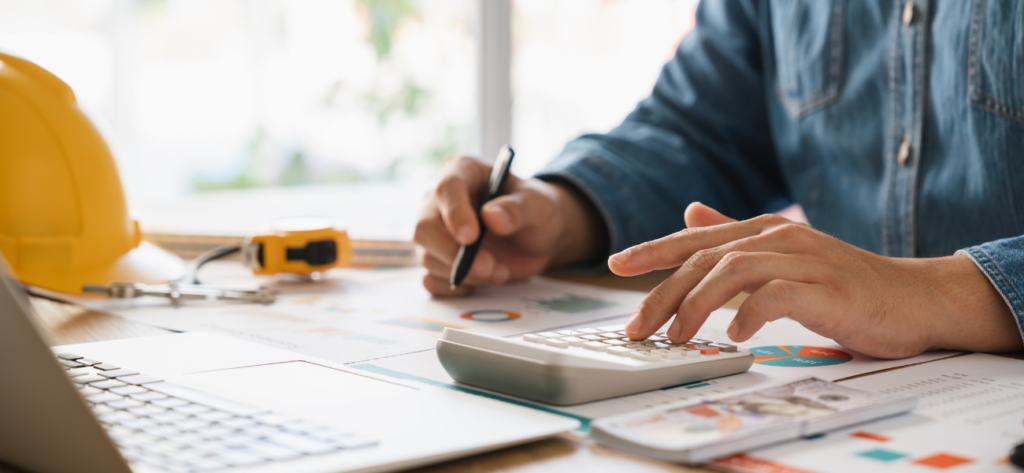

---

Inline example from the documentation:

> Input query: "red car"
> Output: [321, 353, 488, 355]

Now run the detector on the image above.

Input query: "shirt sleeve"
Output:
[536, 0, 790, 262]
[957, 239, 1024, 343]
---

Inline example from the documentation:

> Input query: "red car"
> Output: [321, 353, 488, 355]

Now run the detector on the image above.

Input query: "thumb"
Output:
[481, 186, 553, 236]
[684, 202, 736, 228]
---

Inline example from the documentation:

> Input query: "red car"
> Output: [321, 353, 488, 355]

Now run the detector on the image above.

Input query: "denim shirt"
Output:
[536, 0, 1024, 342]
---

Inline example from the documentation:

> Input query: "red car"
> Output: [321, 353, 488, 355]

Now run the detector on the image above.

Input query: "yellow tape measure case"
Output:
[241, 219, 351, 275]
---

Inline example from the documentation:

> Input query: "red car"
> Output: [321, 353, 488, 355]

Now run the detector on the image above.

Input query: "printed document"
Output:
[712, 353, 1024, 473]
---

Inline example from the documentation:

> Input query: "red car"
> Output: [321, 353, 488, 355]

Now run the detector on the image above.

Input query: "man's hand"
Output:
[611, 202, 1023, 358]
[414, 156, 606, 296]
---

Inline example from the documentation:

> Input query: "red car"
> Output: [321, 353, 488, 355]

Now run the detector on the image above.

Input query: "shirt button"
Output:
[902, 0, 915, 26]
[897, 134, 911, 167]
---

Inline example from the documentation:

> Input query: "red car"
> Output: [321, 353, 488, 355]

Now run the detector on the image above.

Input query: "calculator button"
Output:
[561, 337, 586, 346]
[664, 351, 684, 360]
[690, 338, 710, 344]
[523, 334, 545, 343]
[583, 341, 608, 351]
[710, 342, 737, 352]
[598, 332, 621, 338]
[607, 346, 632, 356]
[556, 330, 581, 336]
[696, 345, 720, 355]
[580, 335, 605, 341]
[649, 335, 668, 342]
[670, 347, 699, 357]
[630, 351, 661, 361]
[603, 339, 628, 347]
[652, 342, 672, 349]
[596, 325, 624, 332]
[544, 339, 569, 349]
[537, 332, 559, 338]
[578, 328, 601, 334]
[650, 349, 670, 355]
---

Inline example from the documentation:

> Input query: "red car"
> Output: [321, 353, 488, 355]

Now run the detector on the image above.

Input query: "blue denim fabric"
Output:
[536, 0, 1024, 341]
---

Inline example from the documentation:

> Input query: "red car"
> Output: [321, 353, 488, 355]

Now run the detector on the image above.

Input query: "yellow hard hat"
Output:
[0, 52, 183, 294]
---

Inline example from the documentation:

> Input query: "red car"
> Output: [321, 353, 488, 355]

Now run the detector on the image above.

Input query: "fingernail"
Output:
[457, 225, 474, 244]
[625, 311, 643, 335]
[727, 319, 740, 341]
[609, 249, 630, 265]
[667, 322, 682, 341]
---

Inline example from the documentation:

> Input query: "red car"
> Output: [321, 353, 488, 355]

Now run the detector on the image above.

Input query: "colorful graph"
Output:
[533, 294, 616, 313]
[750, 346, 852, 367]
[381, 317, 466, 332]
[459, 310, 521, 322]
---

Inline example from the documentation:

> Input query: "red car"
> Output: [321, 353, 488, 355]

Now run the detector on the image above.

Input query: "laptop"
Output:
[0, 258, 578, 473]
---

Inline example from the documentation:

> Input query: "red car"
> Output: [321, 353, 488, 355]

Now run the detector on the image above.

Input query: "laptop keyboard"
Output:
[57, 353, 378, 472]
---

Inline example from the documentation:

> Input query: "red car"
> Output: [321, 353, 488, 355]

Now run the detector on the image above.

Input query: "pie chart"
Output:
[750, 345, 853, 367]
[459, 310, 521, 322]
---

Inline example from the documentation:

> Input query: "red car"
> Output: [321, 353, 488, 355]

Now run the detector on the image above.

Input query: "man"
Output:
[413, 0, 1024, 358]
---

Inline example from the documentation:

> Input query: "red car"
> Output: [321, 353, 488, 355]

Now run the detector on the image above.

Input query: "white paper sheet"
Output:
[356, 308, 958, 425]
[710, 353, 1024, 473]
[69, 260, 961, 435]
[70, 266, 642, 364]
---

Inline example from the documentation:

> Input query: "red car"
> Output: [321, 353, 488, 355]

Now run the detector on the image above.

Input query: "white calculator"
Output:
[436, 324, 754, 405]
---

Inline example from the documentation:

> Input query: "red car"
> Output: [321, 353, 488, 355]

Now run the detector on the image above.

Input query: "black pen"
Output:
[450, 145, 515, 290]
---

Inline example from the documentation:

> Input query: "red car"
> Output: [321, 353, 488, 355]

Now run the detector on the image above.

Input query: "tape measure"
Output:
[241, 218, 352, 275]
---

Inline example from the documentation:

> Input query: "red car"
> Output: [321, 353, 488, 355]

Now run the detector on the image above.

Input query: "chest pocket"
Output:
[968, 0, 1024, 124]
[770, 0, 845, 118]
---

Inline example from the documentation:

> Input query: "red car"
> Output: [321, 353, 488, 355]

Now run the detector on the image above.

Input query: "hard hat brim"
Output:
[17, 241, 184, 294]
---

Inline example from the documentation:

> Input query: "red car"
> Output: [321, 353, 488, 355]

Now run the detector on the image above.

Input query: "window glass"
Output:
[511, 0, 697, 175]
[0, 0, 475, 204]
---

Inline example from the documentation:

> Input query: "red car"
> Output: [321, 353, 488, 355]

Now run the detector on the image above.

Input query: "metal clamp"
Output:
[83, 282, 276, 305]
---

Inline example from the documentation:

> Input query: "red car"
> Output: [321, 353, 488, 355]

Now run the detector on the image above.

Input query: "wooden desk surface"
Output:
[21, 268, 1018, 473]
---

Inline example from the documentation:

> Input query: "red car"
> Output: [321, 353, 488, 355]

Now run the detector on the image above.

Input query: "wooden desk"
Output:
[21, 268, 1015, 473]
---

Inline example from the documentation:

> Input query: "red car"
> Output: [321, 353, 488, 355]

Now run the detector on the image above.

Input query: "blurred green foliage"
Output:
[195, 0, 459, 193]
[357, 0, 418, 60]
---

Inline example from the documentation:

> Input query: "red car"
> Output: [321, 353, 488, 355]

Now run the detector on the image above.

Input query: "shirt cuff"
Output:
[956, 243, 1024, 344]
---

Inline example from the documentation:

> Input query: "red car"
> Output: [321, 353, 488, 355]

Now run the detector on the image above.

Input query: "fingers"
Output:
[434, 157, 491, 245]
[421, 252, 509, 286]
[609, 213, 793, 277]
[684, 202, 736, 228]
[623, 232, 805, 340]
[666, 253, 828, 342]
[728, 280, 822, 342]
[481, 179, 556, 237]
[422, 274, 473, 297]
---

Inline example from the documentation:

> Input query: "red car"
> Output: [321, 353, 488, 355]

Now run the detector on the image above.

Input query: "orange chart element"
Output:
[459, 310, 522, 322]
[912, 453, 974, 469]
[850, 431, 892, 442]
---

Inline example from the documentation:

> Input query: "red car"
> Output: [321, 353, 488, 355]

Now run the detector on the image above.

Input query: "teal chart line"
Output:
[351, 363, 592, 432]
